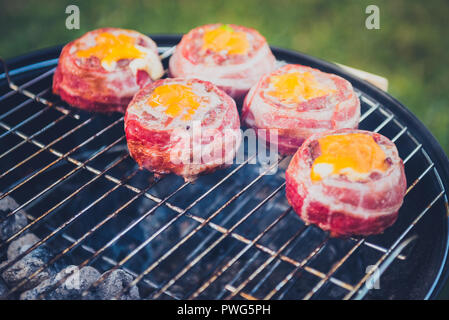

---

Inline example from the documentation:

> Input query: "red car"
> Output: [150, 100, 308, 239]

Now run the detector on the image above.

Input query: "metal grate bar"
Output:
[0, 153, 130, 296]
[13, 153, 251, 299]
[187, 209, 354, 291]
[406, 162, 434, 195]
[244, 232, 310, 298]
[372, 113, 394, 133]
[301, 162, 435, 299]
[304, 240, 364, 299]
[188, 207, 293, 299]
[296, 138, 434, 299]
[0, 88, 51, 123]
[33, 176, 186, 299]
[215, 114, 409, 299]
[0, 111, 69, 161]
[0, 98, 35, 122]
[403, 144, 422, 164]
[0, 63, 78, 119]
[36, 179, 188, 299]
[4, 166, 146, 297]
[109, 93, 409, 299]
[0, 72, 404, 296]
[0, 116, 95, 201]
[0, 65, 55, 101]
[159, 46, 176, 60]
[0, 112, 91, 182]
[0, 116, 122, 224]
[217, 106, 408, 299]
[1, 48, 447, 300]
[114, 158, 286, 300]
[75, 155, 258, 297]
[217, 112, 423, 299]
[0, 90, 54, 141]
[183, 195, 254, 264]
[224, 285, 259, 300]
[151, 179, 288, 299]
[345, 188, 445, 299]
[143, 94, 400, 299]
[233, 234, 329, 300]
[0, 136, 127, 251]
[217, 247, 269, 299]
[390, 126, 408, 143]
[352, 235, 418, 300]
[359, 102, 379, 123]
[26, 215, 181, 300]
[277, 127, 430, 299]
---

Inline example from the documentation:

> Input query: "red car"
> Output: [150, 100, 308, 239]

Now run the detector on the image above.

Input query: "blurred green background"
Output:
[0, 0, 449, 298]
[0, 0, 448, 154]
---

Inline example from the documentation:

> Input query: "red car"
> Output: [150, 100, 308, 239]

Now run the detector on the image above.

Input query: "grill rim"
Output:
[1, 34, 449, 299]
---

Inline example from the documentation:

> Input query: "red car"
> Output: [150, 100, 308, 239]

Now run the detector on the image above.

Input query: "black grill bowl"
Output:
[0, 35, 448, 300]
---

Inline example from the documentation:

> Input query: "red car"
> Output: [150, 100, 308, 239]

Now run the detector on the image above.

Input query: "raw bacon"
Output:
[169, 24, 276, 101]
[125, 78, 241, 181]
[285, 129, 406, 237]
[242, 64, 360, 154]
[53, 28, 163, 113]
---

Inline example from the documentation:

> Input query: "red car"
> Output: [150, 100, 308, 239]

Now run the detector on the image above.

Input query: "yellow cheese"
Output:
[311, 133, 388, 182]
[148, 84, 200, 120]
[267, 72, 334, 103]
[76, 32, 144, 69]
[202, 25, 249, 55]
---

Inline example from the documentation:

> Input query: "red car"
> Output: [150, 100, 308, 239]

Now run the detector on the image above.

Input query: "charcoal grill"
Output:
[0, 35, 448, 300]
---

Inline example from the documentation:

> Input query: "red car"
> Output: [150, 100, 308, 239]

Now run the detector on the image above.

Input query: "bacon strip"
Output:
[53, 28, 162, 113]
[285, 129, 407, 237]
[169, 24, 276, 101]
[125, 78, 242, 181]
[242, 64, 360, 154]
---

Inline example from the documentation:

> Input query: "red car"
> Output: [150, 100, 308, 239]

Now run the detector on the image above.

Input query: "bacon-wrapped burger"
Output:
[125, 78, 242, 181]
[53, 28, 164, 113]
[169, 24, 276, 101]
[285, 129, 406, 237]
[242, 64, 360, 154]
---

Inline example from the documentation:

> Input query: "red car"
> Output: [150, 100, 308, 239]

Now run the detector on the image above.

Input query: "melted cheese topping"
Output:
[77, 32, 144, 68]
[311, 133, 388, 182]
[76, 32, 164, 80]
[148, 84, 201, 121]
[202, 25, 249, 55]
[267, 72, 334, 103]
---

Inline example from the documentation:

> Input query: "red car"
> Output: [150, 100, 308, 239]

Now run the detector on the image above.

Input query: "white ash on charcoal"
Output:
[7, 233, 39, 260]
[1, 233, 63, 291]
[0, 195, 28, 242]
[2, 247, 55, 291]
[20, 265, 101, 300]
[87, 269, 140, 300]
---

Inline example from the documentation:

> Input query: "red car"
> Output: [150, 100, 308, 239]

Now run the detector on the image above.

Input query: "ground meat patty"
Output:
[169, 24, 276, 101]
[125, 78, 242, 181]
[53, 28, 164, 113]
[242, 64, 360, 154]
[285, 129, 407, 237]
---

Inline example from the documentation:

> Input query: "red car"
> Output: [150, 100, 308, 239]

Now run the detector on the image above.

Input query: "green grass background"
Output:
[1, 0, 449, 298]
[0, 0, 448, 154]
[0, 0, 449, 153]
